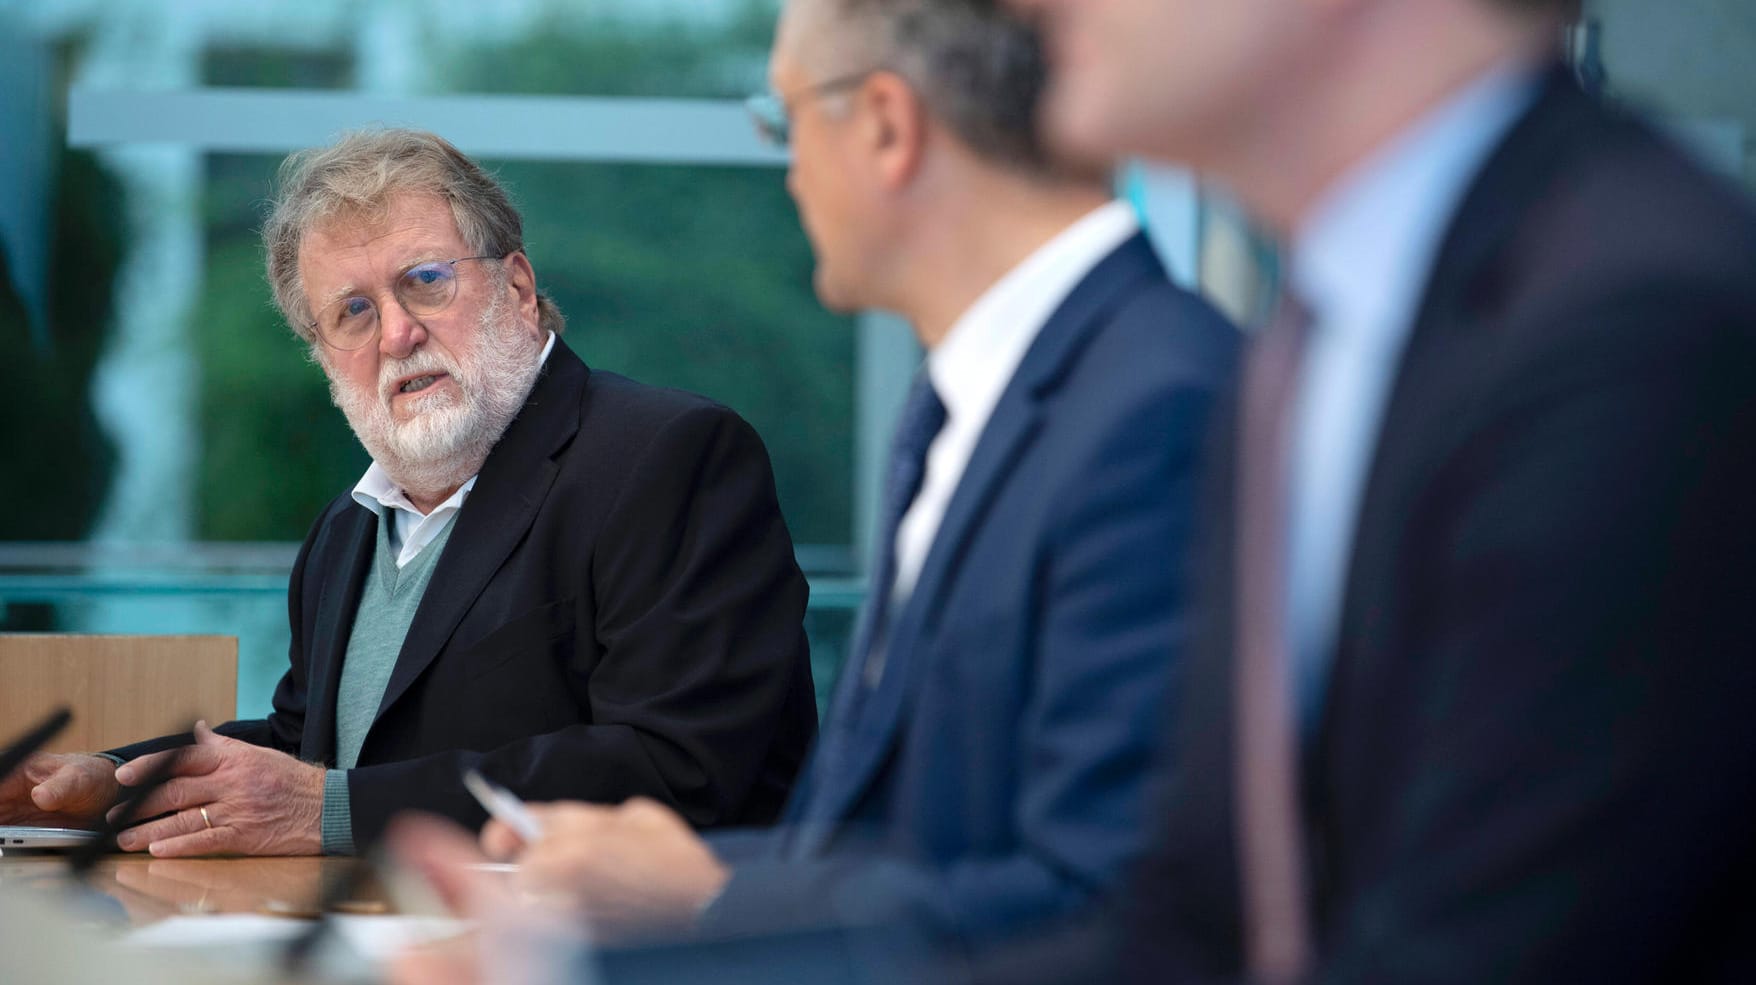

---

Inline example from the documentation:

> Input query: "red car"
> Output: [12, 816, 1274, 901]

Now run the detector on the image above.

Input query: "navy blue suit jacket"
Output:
[699, 233, 1239, 955]
[1118, 67, 1756, 985]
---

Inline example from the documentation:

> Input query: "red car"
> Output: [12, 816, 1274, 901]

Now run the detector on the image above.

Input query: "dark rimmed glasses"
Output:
[308, 253, 510, 351]
[745, 69, 883, 149]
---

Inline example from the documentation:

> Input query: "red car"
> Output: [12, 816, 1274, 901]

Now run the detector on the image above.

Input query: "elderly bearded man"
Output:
[0, 129, 819, 857]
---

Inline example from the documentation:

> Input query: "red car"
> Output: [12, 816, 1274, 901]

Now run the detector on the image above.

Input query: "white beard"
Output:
[325, 289, 544, 503]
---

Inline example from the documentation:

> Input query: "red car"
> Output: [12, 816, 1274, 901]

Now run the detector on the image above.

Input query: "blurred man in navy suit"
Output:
[389, 0, 1239, 978]
[1010, 0, 1756, 981]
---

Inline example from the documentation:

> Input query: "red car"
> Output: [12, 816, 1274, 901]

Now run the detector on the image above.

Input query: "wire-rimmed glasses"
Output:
[308, 254, 508, 351]
[745, 69, 883, 149]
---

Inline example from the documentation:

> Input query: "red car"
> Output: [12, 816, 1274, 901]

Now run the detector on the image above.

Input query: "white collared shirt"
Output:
[1284, 61, 1540, 725]
[350, 331, 557, 568]
[891, 201, 1140, 599]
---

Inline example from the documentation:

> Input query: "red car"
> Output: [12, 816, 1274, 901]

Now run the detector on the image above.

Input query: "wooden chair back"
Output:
[0, 635, 237, 753]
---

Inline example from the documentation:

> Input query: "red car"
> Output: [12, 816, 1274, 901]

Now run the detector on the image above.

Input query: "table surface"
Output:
[0, 853, 389, 925]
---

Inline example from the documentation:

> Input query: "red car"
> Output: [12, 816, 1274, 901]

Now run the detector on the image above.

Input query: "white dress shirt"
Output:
[891, 201, 1140, 600]
[351, 330, 556, 568]
[1285, 62, 1540, 727]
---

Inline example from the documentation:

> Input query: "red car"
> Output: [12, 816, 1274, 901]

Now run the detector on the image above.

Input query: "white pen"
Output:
[462, 768, 545, 842]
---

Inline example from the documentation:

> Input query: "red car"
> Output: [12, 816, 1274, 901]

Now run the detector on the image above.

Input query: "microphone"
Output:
[0, 706, 72, 785]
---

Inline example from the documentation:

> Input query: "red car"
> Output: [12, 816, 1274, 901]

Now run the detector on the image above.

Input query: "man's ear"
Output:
[502, 250, 542, 336]
[859, 71, 928, 191]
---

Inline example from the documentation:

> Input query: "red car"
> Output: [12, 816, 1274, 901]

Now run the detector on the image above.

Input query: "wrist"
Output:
[318, 768, 352, 856]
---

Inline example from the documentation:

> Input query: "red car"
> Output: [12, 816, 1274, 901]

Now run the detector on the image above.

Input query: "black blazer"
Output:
[118, 339, 818, 846]
[1127, 68, 1756, 984]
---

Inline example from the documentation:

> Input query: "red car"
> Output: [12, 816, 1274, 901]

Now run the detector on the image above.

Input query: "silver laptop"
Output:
[0, 826, 101, 851]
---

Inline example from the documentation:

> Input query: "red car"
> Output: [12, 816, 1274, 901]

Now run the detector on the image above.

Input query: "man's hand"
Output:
[109, 721, 324, 857]
[0, 752, 119, 827]
[387, 813, 585, 985]
[483, 797, 730, 935]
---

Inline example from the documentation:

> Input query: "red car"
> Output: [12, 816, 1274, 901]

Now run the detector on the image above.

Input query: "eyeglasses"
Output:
[308, 254, 509, 351]
[745, 69, 882, 149]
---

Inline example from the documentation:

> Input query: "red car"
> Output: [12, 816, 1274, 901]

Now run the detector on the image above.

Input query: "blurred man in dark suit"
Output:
[1010, 0, 1756, 981]
[389, 0, 1238, 978]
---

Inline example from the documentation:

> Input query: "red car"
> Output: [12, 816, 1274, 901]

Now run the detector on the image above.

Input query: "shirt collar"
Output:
[352, 467, 477, 519]
[350, 330, 557, 517]
[1290, 59, 1541, 347]
[928, 201, 1139, 424]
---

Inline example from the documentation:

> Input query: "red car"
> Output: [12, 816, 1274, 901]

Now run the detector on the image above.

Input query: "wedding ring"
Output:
[199, 806, 213, 830]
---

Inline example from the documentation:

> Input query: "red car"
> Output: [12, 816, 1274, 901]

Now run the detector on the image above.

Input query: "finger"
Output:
[106, 775, 222, 826]
[492, 807, 582, 864]
[116, 745, 222, 786]
[479, 818, 526, 861]
[21, 753, 68, 784]
[192, 720, 228, 746]
[387, 813, 495, 916]
[520, 802, 609, 835]
[147, 824, 232, 859]
[111, 859, 209, 901]
[116, 808, 208, 853]
[30, 762, 108, 813]
[518, 843, 596, 891]
[388, 940, 480, 985]
[617, 796, 674, 825]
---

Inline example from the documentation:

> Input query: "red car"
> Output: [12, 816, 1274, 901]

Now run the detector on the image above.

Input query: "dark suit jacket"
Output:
[117, 339, 818, 847]
[697, 234, 1239, 960]
[1124, 66, 1756, 985]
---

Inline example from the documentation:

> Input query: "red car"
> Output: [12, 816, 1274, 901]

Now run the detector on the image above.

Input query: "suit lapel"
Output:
[367, 340, 587, 733]
[302, 504, 377, 764]
[795, 235, 1167, 848]
[1321, 67, 1592, 784]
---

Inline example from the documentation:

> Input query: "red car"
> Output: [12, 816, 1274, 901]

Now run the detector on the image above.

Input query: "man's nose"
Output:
[378, 298, 428, 359]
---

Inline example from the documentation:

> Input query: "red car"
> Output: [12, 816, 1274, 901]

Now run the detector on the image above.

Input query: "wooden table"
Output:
[0, 853, 389, 925]
[0, 853, 420, 984]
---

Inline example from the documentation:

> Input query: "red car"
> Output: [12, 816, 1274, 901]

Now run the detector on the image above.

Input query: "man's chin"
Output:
[811, 267, 861, 314]
[385, 416, 480, 463]
[387, 382, 462, 421]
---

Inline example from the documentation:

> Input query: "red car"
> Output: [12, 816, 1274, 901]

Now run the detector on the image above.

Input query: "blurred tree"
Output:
[0, 145, 121, 540]
[191, 7, 855, 548]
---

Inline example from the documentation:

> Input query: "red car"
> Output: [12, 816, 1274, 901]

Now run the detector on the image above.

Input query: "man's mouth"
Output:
[396, 373, 446, 395]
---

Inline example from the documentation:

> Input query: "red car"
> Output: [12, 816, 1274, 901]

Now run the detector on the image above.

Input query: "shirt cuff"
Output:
[321, 770, 355, 856]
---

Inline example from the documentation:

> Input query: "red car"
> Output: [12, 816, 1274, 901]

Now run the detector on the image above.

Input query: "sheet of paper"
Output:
[124, 913, 470, 958]
[333, 914, 472, 961]
[124, 913, 307, 948]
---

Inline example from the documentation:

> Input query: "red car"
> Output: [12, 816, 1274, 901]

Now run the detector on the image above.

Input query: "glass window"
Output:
[2, 1, 869, 716]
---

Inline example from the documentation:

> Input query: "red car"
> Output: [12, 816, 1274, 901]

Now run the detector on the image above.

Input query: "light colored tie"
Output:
[1234, 296, 1316, 983]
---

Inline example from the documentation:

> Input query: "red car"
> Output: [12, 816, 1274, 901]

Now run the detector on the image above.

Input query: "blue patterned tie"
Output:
[781, 371, 946, 837]
[846, 370, 948, 690]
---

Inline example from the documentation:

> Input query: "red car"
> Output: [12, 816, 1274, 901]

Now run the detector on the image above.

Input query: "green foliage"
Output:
[190, 8, 855, 547]
[193, 236, 369, 540]
[492, 158, 853, 545]
[0, 148, 121, 540]
[443, 5, 857, 544]
[441, 1, 780, 99]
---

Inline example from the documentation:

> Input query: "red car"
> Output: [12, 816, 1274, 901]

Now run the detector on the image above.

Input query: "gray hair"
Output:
[814, 0, 1058, 176]
[262, 128, 564, 344]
